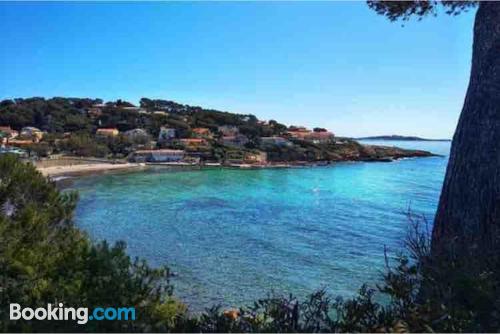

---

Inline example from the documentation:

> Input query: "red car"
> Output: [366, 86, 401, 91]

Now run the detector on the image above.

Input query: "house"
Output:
[131, 149, 185, 163]
[218, 125, 239, 137]
[305, 131, 335, 144]
[124, 128, 150, 141]
[179, 138, 208, 149]
[260, 136, 292, 147]
[158, 127, 176, 142]
[192, 127, 213, 139]
[220, 134, 249, 148]
[96, 128, 119, 137]
[20, 127, 43, 142]
[0, 126, 19, 139]
[286, 127, 312, 140]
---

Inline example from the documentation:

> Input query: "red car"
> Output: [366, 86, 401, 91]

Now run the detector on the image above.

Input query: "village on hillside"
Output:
[0, 97, 431, 171]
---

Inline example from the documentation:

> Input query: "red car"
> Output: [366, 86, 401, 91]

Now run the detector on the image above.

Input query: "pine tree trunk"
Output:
[431, 3, 500, 257]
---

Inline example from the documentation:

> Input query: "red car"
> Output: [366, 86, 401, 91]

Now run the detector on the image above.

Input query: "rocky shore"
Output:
[38, 142, 437, 178]
[355, 144, 438, 162]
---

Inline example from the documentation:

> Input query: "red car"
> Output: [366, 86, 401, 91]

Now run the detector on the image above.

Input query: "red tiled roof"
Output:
[307, 132, 334, 139]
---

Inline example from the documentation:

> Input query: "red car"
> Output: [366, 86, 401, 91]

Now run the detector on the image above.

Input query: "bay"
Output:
[72, 140, 451, 311]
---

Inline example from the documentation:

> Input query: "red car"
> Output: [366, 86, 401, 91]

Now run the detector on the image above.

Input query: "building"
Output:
[131, 149, 185, 163]
[286, 127, 312, 140]
[218, 125, 239, 137]
[220, 134, 249, 148]
[260, 136, 292, 147]
[20, 127, 44, 141]
[192, 127, 213, 139]
[158, 127, 176, 142]
[124, 128, 150, 142]
[305, 131, 335, 144]
[96, 128, 119, 137]
[179, 138, 208, 149]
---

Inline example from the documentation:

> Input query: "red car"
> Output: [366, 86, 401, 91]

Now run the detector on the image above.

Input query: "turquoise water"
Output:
[72, 140, 450, 311]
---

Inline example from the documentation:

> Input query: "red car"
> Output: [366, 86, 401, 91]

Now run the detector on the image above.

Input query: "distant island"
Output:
[357, 135, 451, 142]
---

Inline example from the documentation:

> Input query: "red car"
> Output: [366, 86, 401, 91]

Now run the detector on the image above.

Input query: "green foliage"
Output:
[0, 97, 96, 133]
[0, 97, 280, 161]
[58, 134, 109, 157]
[25, 142, 52, 158]
[0, 155, 177, 332]
[367, 1, 477, 22]
[97, 134, 133, 157]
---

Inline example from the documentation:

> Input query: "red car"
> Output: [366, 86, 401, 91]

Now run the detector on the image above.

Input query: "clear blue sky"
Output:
[0, 2, 475, 138]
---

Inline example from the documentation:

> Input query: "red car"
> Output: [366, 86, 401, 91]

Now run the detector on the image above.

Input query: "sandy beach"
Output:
[38, 162, 146, 177]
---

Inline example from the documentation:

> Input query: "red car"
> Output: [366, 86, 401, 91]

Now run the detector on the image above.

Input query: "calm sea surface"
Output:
[71, 140, 451, 311]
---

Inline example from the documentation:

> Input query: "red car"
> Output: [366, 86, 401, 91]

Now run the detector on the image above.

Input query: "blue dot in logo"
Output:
[89, 315, 94, 320]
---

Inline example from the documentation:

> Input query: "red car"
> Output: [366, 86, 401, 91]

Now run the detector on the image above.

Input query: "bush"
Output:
[58, 134, 109, 157]
[0, 155, 179, 332]
[185, 214, 500, 332]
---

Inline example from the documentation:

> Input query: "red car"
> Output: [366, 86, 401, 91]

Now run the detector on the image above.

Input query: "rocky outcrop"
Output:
[358, 144, 437, 162]
[264, 138, 437, 164]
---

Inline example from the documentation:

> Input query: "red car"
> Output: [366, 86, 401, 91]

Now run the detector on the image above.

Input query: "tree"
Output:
[0, 155, 187, 332]
[367, 1, 499, 262]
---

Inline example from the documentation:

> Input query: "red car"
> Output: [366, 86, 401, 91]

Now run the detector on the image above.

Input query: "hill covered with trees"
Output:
[0, 97, 434, 163]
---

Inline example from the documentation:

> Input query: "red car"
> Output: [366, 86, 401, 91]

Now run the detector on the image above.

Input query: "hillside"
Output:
[0, 97, 436, 164]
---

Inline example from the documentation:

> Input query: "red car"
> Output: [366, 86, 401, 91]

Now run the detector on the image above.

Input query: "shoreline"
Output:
[38, 153, 440, 179]
[38, 162, 147, 178]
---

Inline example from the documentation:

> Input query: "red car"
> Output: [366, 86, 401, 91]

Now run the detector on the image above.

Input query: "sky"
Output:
[0, 2, 476, 138]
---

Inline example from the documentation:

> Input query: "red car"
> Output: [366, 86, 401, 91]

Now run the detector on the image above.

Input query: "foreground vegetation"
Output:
[0, 154, 498, 332]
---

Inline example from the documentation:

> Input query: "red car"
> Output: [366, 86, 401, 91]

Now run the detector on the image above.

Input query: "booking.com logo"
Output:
[10, 303, 136, 325]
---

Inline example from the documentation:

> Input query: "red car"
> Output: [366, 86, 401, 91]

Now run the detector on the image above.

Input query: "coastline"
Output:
[38, 162, 147, 178]
[37, 153, 440, 179]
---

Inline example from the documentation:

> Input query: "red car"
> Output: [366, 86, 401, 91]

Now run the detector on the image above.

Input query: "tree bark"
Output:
[431, 3, 500, 258]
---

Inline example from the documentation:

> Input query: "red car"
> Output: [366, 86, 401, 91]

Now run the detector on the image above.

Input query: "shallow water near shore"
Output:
[71, 140, 450, 311]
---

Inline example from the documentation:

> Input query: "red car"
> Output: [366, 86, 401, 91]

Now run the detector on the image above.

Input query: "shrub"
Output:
[0, 155, 179, 332]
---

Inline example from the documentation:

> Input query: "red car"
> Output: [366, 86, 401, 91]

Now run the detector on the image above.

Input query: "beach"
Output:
[38, 162, 147, 177]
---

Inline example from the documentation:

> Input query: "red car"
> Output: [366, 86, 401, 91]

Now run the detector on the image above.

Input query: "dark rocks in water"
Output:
[328, 138, 437, 163]
[361, 144, 438, 161]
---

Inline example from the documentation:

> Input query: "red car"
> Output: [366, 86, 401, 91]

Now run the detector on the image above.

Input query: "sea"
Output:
[70, 140, 451, 311]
